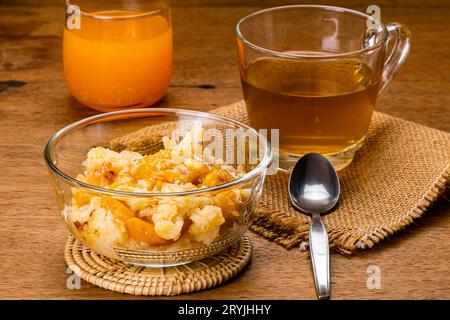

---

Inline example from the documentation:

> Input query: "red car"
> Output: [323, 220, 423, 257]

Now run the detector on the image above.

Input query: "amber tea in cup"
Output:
[237, 5, 411, 170]
[243, 58, 379, 156]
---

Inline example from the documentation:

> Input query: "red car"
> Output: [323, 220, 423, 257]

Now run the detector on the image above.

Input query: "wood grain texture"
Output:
[0, 0, 449, 299]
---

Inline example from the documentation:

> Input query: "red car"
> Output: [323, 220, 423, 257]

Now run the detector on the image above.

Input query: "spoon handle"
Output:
[309, 214, 330, 300]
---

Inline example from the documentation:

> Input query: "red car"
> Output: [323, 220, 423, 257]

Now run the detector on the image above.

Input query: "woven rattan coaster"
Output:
[64, 235, 252, 296]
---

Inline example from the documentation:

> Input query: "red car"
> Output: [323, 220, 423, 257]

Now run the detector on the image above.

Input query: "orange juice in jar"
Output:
[63, 0, 172, 112]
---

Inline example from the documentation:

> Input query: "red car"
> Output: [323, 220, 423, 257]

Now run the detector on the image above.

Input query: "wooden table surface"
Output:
[0, 0, 449, 300]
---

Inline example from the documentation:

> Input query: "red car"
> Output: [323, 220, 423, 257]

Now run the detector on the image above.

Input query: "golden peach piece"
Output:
[126, 217, 170, 246]
[203, 169, 234, 187]
[101, 198, 135, 222]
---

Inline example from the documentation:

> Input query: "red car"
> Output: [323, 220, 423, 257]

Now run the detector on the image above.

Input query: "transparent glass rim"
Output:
[44, 108, 272, 198]
[65, 0, 169, 21]
[236, 4, 388, 59]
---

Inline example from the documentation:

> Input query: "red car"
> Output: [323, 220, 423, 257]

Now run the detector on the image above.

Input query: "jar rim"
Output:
[65, 0, 169, 21]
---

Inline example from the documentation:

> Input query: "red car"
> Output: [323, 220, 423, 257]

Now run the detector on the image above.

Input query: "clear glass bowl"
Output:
[44, 109, 271, 267]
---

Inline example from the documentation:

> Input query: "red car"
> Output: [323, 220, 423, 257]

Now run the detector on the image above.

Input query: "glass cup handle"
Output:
[379, 23, 412, 95]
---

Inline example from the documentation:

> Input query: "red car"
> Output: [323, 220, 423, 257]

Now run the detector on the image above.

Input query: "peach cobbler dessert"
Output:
[65, 129, 250, 256]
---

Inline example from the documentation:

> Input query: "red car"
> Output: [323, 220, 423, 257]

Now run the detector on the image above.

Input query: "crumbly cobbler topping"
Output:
[67, 129, 250, 254]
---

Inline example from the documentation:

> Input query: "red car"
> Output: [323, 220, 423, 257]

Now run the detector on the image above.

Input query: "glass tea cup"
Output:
[236, 5, 411, 170]
[63, 0, 172, 112]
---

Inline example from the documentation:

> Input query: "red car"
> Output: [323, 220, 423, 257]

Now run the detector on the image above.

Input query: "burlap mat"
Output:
[112, 101, 450, 254]
[212, 101, 449, 254]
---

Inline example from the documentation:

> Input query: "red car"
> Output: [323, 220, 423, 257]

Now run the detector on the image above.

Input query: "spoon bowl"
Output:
[289, 153, 340, 215]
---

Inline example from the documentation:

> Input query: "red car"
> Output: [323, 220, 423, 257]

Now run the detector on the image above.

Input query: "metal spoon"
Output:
[288, 153, 340, 300]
